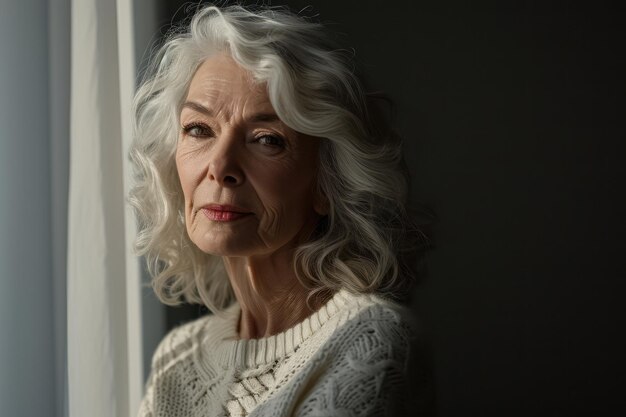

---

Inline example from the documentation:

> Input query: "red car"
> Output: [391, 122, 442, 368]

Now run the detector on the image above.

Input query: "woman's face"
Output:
[176, 53, 324, 257]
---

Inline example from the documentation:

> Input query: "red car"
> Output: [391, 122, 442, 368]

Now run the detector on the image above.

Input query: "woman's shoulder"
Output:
[149, 313, 214, 372]
[337, 290, 417, 338]
[318, 290, 417, 368]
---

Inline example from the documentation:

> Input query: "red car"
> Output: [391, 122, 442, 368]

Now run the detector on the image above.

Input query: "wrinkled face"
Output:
[176, 53, 324, 257]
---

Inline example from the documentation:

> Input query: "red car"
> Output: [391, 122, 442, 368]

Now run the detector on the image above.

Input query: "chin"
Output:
[191, 234, 262, 257]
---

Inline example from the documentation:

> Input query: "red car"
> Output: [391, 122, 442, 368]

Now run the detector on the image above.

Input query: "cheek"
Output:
[175, 148, 202, 216]
[255, 160, 315, 207]
[253, 163, 317, 235]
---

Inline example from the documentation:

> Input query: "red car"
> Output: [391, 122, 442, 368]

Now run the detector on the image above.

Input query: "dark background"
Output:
[148, 1, 626, 415]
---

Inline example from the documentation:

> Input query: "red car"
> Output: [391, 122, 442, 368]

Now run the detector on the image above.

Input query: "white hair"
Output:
[130, 4, 424, 312]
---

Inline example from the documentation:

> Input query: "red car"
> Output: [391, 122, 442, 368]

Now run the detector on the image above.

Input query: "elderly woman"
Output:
[131, 4, 423, 417]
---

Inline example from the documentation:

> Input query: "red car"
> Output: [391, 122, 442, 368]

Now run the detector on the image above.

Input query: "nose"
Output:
[206, 130, 245, 187]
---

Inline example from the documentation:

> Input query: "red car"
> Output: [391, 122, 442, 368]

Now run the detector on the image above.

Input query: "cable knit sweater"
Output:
[138, 290, 415, 417]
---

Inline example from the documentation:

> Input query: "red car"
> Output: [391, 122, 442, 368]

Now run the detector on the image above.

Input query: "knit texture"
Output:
[138, 290, 415, 417]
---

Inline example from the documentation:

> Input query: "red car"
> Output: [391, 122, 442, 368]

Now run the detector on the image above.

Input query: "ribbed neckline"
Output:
[194, 289, 362, 376]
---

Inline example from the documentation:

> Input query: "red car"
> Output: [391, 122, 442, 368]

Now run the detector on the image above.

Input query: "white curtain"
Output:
[67, 0, 143, 416]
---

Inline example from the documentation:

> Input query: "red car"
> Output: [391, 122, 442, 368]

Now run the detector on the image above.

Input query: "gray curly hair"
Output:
[130, 4, 424, 312]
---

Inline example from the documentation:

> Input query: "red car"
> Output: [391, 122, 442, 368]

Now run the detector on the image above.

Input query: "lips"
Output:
[200, 204, 253, 222]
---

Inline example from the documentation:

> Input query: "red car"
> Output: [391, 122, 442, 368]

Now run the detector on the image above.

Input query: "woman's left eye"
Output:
[255, 134, 286, 148]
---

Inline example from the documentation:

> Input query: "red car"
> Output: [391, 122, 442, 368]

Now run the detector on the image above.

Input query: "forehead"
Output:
[185, 53, 271, 111]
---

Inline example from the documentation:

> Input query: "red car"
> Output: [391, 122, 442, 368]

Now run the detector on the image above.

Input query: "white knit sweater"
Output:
[138, 290, 414, 417]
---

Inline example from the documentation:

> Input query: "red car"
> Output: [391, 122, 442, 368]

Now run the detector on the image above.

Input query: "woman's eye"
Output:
[182, 123, 213, 138]
[256, 134, 285, 148]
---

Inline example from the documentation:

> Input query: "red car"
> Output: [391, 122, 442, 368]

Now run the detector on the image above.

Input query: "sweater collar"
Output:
[194, 289, 356, 373]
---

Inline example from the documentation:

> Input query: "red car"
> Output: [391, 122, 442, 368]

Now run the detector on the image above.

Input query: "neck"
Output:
[223, 249, 327, 339]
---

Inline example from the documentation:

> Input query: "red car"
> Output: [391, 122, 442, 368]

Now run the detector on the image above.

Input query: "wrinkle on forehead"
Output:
[184, 54, 274, 122]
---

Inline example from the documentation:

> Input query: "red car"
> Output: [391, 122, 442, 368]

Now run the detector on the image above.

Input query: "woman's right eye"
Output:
[181, 122, 213, 138]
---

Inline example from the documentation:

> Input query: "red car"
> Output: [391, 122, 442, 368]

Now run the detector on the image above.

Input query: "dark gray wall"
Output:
[406, 4, 625, 416]
[145, 1, 626, 415]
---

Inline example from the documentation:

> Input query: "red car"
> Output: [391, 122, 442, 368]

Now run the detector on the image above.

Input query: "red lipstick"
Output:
[201, 204, 252, 222]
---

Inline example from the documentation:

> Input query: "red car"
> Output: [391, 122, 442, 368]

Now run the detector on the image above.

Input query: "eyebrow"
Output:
[181, 101, 214, 116]
[181, 101, 281, 124]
